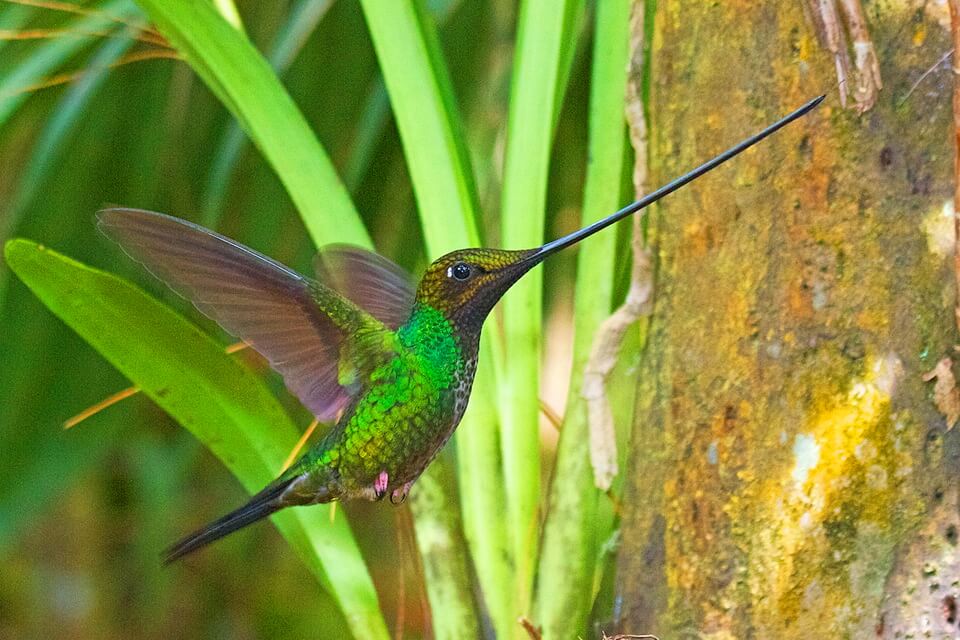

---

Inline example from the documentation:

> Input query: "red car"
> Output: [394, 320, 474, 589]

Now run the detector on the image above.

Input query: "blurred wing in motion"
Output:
[97, 208, 392, 421]
[314, 245, 415, 330]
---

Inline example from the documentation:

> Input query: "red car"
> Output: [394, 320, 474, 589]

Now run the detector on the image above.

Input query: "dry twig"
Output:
[923, 357, 960, 430]
[1, 49, 182, 99]
[519, 616, 542, 640]
[901, 48, 954, 105]
[838, 0, 882, 112]
[64, 341, 249, 428]
[807, 0, 851, 107]
[582, 1, 653, 491]
[805, 0, 882, 113]
[2, 0, 164, 38]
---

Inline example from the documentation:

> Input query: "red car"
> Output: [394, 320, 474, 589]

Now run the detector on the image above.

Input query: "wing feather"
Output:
[314, 245, 415, 329]
[97, 208, 389, 421]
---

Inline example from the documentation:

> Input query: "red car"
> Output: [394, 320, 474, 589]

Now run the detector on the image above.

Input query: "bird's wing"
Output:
[313, 245, 416, 330]
[97, 208, 401, 422]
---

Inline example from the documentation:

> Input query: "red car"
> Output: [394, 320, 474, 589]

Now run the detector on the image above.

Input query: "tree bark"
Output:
[615, 2, 958, 638]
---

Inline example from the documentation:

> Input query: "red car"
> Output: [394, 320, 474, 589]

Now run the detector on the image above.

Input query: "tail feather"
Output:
[163, 475, 298, 564]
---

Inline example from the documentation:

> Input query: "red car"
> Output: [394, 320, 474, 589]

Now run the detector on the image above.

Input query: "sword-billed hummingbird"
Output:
[98, 96, 822, 562]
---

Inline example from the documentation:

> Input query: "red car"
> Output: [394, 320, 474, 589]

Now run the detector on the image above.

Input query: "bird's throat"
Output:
[399, 303, 467, 384]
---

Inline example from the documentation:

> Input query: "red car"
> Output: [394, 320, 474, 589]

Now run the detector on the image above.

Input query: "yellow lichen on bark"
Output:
[742, 354, 919, 634]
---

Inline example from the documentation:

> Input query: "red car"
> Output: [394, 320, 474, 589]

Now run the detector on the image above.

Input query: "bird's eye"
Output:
[449, 262, 472, 281]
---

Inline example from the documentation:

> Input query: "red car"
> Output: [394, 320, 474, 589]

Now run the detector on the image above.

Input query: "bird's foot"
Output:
[374, 471, 389, 500]
[390, 482, 411, 505]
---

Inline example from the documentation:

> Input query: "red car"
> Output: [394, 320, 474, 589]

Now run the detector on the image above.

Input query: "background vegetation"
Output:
[0, 0, 635, 638]
[3, 1, 958, 639]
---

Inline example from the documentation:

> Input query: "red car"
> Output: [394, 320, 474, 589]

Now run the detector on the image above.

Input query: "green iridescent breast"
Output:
[310, 304, 468, 493]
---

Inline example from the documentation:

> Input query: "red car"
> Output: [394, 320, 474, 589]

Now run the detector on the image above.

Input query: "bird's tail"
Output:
[164, 473, 312, 564]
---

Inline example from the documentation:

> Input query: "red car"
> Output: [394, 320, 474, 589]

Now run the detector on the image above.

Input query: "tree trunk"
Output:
[615, 2, 959, 638]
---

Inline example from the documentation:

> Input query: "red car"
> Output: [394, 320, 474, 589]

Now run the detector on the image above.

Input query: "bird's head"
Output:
[414, 247, 540, 331]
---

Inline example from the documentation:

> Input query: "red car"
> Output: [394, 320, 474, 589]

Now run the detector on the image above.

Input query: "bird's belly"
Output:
[335, 386, 462, 499]
[327, 344, 477, 501]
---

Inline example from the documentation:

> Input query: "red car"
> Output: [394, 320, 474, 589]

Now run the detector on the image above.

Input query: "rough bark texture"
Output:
[615, 2, 958, 638]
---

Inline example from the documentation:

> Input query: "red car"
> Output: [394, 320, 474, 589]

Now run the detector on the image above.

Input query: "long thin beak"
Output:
[524, 94, 824, 264]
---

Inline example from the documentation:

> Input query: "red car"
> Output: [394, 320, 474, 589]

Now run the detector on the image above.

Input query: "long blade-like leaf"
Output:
[132, 0, 369, 248]
[0, 0, 139, 128]
[358, 0, 480, 253]
[533, 0, 632, 636]
[356, 2, 505, 636]
[497, 0, 585, 614]
[201, 0, 334, 228]
[4, 239, 389, 640]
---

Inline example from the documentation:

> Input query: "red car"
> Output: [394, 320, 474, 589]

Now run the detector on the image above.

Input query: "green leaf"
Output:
[4, 239, 389, 640]
[534, 0, 632, 636]
[132, 0, 369, 248]
[211, 0, 245, 32]
[341, 79, 391, 194]
[0, 34, 135, 304]
[0, 3, 37, 58]
[356, 2, 508, 635]
[358, 0, 480, 252]
[497, 0, 585, 614]
[0, 0, 140, 128]
[408, 455, 481, 640]
[200, 0, 335, 227]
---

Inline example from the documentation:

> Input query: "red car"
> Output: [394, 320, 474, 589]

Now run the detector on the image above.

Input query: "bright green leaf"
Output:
[4, 238, 389, 640]
[535, 0, 632, 636]
[132, 0, 369, 248]
[0, 0, 140, 128]
[356, 3, 506, 635]
[497, 0, 585, 615]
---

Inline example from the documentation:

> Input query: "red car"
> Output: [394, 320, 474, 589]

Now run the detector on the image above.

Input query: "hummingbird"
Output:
[97, 96, 822, 563]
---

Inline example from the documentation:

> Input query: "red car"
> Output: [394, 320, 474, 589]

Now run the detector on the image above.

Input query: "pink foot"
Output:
[374, 471, 389, 500]
[390, 482, 412, 505]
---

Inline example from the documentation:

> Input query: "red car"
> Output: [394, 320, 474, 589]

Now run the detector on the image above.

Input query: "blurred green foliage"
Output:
[0, 0, 639, 638]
